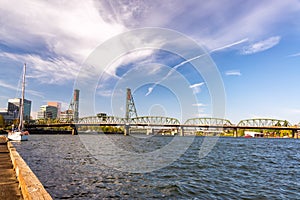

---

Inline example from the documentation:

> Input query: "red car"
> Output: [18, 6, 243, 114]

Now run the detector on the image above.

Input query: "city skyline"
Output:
[1, 1, 300, 124]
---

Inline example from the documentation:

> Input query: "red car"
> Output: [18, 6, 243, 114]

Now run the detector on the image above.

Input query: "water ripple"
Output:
[13, 135, 300, 199]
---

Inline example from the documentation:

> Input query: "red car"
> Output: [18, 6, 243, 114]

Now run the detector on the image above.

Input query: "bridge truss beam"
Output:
[129, 116, 180, 126]
[237, 118, 291, 127]
[77, 116, 126, 124]
[184, 117, 232, 126]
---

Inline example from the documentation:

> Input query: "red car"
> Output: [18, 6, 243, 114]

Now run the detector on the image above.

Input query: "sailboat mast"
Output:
[18, 63, 26, 131]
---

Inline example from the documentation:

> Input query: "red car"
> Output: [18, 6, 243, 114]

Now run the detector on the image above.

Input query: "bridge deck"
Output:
[27, 123, 300, 131]
[0, 136, 23, 200]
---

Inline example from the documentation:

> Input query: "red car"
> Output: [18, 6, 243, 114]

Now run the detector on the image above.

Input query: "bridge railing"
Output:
[129, 116, 180, 125]
[184, 117, 232, 126]
[77, 116, 126, 124]
[237, 118, 292, 127]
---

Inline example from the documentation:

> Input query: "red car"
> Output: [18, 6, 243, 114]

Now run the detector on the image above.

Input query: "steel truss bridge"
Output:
[25, 88, 300, 137]
[74, 116, 298, 130]
[27, 116, 300, 134]
[76, 116, 181, 126]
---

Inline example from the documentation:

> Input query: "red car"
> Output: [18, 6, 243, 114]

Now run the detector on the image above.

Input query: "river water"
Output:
[13, 134, 299, 199]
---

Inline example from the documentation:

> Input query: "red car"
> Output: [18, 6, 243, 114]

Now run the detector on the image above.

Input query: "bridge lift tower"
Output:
[69, 89, 80, 122]
[125, 88, 138, 121]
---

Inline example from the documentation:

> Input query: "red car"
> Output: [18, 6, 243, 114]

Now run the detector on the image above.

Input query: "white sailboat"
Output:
[8, 63, 29, 141]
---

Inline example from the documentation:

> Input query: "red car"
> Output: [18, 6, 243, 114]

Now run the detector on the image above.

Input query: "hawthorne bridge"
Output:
[26, 89, 300, 138]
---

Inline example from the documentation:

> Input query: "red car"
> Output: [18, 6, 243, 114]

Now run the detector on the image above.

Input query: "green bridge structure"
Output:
[25, 89, 300, 138]
[26, 116, 300, 138]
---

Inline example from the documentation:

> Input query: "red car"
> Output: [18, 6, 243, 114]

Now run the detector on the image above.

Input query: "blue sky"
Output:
[0, 0, 300, 124]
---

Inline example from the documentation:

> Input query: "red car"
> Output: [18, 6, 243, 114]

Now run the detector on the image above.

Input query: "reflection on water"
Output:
[13, 134, 300, 199]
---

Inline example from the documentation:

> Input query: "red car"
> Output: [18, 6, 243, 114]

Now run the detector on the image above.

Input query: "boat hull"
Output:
[8, 132, 28, 141]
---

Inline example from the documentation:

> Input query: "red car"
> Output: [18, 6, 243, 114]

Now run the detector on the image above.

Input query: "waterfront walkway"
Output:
[0, 136, 23, 199]
[0, 136, 52, 200]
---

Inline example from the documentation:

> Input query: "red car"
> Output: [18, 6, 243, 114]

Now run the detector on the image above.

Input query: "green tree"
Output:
[0, 114, 4, 128]
[279, 129, 292, 137]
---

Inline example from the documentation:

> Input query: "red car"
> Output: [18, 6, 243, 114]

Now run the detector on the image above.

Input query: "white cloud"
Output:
[96, 89, 113, 97]
[0, 52, 80, 84]
[1, 0, 300, 87]
[210, 38, 248, 52]
[104, 0, 300, 51]
[225, 70, 241, 76]
[241, 36, 281, 55]
[189, 82, 205, 94]
[192, 103, 206, 107]
[189, 82, 205, 88]
[0, 0, 127, 85]
[145, 87, 153, 96]
[193, 113, 209, 118]
[0, 0, 125, 61]
[107, 49, 158, 78]
[287, 52, 300, 57]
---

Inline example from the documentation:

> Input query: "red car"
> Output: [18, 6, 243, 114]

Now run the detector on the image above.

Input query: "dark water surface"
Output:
[13, 135, 300, 199]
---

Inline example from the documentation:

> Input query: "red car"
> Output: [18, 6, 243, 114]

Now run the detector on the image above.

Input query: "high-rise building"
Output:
[37, 105, 58, 119]
[47, 102, 61, 118]
[7, 98, 31, 121]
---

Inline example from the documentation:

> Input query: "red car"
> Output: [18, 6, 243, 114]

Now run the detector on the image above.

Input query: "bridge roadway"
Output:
[25, 123, 300, 131]
[25, 116, 300, 137]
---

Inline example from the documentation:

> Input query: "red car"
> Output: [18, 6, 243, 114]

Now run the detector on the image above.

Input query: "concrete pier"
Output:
[0, 136, 52, 200]
[180, 127, 184, 136]
[0, 136, 22, 199]
[124, 124, 130, 136]
[146, 128, 154, 135]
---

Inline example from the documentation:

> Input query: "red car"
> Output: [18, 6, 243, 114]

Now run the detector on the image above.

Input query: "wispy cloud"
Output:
[143, 37, 251, 97]
[189, 82, 205, 94]
[1, 0, 299, 88]
[26, 90, 44, 98]
[102, 1, 300, 52]
[107, 49, 158, 78]
[0, 0, 125, 61]
[145, 53, 208, 96]
[210, 38, 248, 52]
[0, 0, 126, 85]
[0, 52, 80, 84]
[287, 52, 300, 57]
[192, 103, 206, 107]
[0, 80, 44, 98]
[189, 82, 205, 88]
[145, 87, 154, 96]
[96, 89, 113, 97]
[241, 36, 281, 55]
[193, 113, 209, 118]
[225, 70, 241, 76]
[0, 80, 18, 91]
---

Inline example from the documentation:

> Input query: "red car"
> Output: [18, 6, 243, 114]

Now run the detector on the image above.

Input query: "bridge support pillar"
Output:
[124, 125, 130, 136]
[71, 127, 78, 135]
[171, 128, 178, 136]
[180, 127, 184, 136]
[146, 128, 154, 135]
[233, 128, 238, 137]
[292, 130, 298, 139]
